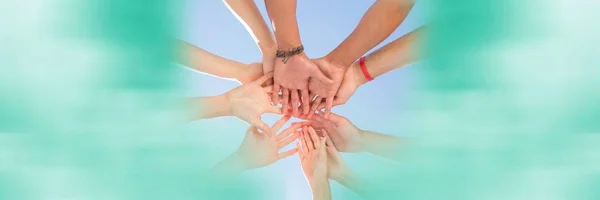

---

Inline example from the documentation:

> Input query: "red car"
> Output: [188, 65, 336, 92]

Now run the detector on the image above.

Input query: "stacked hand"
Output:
[272, 54, 334, 117]
[297, 126, 352, 183]
[225, 72, 281, 135]
[234, 116, 303, 169]
[307, 58, 346, 117]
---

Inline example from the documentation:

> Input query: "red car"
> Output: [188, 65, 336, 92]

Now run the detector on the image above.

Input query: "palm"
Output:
[333, 64, 361, 106]
[236, 116, 301, 170]
[312, 113, 363, 152]
[302, 151, 327, 177]
[237, 129, 279, 169]
[323, 131, 351, 181]
[229, 83, 273, 122]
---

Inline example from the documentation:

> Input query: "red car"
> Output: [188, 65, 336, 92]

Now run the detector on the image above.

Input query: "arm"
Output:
[190, 73, 280, 134]
[326, 27, 424, 106]
[264, 0, 302, 50]
[360, 26, 424, 79]
[222, 0, 276, 54]
[190, 95, 231, 120]
[310, 179, 332, 200]
[212, 151, 246, 179]
[177, 40, 261, 84]
[324, 0, 414, 68]
[359, 130, 404, 161]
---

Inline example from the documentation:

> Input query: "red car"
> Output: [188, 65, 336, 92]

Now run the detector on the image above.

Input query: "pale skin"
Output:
[264, 0, 333, 117]
[213, 116, 302, 177]
[310, 0, 416, 117]
[178, 40, 263, 84]
[221, 0, 277, 82]
[311, 27, 424, 113]
[191, 73, 281, 135]
[321, 129, 370, 198]
[306, 112, 404, 162]
[298, 125, 331, 200]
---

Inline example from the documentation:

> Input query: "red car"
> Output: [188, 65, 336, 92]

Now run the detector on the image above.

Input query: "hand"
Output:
[237, 62, 265, 85]
[235, 115, 303, 169]
[298, 126, 328, 186]
[308, 58, 346, 118]
[322, 129, 352, 182]
[310, 112, 364, 152]
[273, 54, 331, 117]
[261, 46, 277, 86]
[314, 62, 367, 112]
[226, 72, 281, 135]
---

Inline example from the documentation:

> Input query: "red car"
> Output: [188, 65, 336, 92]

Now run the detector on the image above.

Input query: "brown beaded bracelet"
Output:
[275, 45, 304, 64]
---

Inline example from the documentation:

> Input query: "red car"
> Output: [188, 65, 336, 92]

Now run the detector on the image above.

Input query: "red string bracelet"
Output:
[359, 56, 374, 81]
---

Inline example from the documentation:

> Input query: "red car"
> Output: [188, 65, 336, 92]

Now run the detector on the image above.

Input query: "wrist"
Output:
[259, 43, 277, 56]
[221, 92, 234, 116]
[334, 171, 356, 186]
[356, 129, 372, 153]
[324, 53, 353, 70]
[350, 62, 368, 86]
[309, 177, 329, 190]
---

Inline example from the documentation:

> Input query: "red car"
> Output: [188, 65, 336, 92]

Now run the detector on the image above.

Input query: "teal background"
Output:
[1, 0, 599, 199]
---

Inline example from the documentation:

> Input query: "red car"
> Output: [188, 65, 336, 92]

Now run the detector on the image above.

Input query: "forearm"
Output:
[335, 172, 369, 198]
[325, 0, 414, 67]
[190, 94, 232, 120]
[223, 0, 276, 52]
[359, 130, 404, 161]
[212, 151, 247, 179]
[362, 27, 424, 78]
[309, 178, 332, 200]
[178, 40, 249, 82]
[264, 0, 302, 49]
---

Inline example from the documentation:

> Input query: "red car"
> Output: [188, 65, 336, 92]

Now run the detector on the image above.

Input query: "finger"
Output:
[272, 84, 281, 106]
[278, 148, 298, 160]
[296, 142, 304, 159]
[291, 89, 299, 116]
[263, 85, 273, 94]
[299, 133, 309, 155]
[265, 104, 282, 115]
[325, 97, 334, 118]
[302, 126, 314, 150]
[271, 115, 292, 134]
[323, 129, 334, 147]
[254, 72, 274, 85]
[318, 111, 343, 123]
[278, 131, 300, 148]
[316, 101, 326, 114]
[309, 97, 323, 118]
[323, 131, 341, 158]
[282, 89, 290, 115]
[309, 92, 318, 102]
[307, 126, 320, 149]
[319, 137, 327, 155]
[249, 117, 271, 136]
[301, 89, 310, 115]
[332, 97, 345, 107]
[277, 122, 305, 140]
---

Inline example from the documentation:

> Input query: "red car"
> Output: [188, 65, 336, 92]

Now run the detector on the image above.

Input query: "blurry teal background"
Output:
[1, 0, 599, 200]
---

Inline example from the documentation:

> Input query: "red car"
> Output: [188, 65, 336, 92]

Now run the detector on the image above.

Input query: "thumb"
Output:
[310, 67, 334, 85]
[265, 104, 282, 115]
[249, 117, 272, 137]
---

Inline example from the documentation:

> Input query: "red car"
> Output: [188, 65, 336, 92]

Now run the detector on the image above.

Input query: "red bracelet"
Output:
[359, 56, 374, 81]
